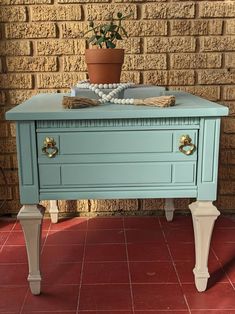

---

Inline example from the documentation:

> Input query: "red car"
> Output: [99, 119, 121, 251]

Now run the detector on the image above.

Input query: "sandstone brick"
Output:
[63, 56, 86, 72]
[11, 155, 19, 168]
[171, 20, 223, 36]
[0, 187, 12, 200]
[201, 36, 235, 52]
[8, 90, 37, 105]
[216, 195, 235, 211]
[121, 71, 140, 84]
[144, 70, 195, 86]
[143, 2, 195, 19]
[5, 23, 56, 39]
[199, 2, 235, 18]
[225, 53, 235, 68]
[57, 200, 89, 212]
[198, 70, 235, 85]
[116, 38, 141, 54]
[115, 0, 166, 2]
[123, 20, 167, 37]
[0, 138, 17, 153]
[144, 71, 168, 86]
[0, 6, 27, 22]
[10, 123, 16, 137]
[0, 91, 6, 105]
[90, 199, 138, 212]
[1, 0, 51, 4]
[37, 73, 86, 88]
[3, 200, 21, 214]
[61, 22, 88, 39]
[173, 199, 192, 211]
[2, 170, 19, 185]
[219, 181, 235, 195]
[36, 39, 85, 55]
[0, 41, 31, 56]
[90, 200, 120, 212]
[61, 20, 167, 39]
[118, 200, 138, 211]
[123, 54, 167, 71]
[170, 86, 220, 101]
[219, 164, 235, 180]
[223, 117, 235, 134]
[59, 0, 108, 2]
[7, 56, 58, 72]
[0, 155, 11, 169]
[220, 149, 235, 165]
[223, 102, 235, 116]
[146, 37, 196, 53]
[223, 86, 235, 101]
[0, 74, 32, 89]
[86, 4, 137, 20]
[32, 5, 81, 21]
[168, 70, 195, 86]
[226, 20, 235, 35]
[0, 123, 8, 138]
[220, 134, 235, 150]
[142, 199, 164, 211]
[171, 53, 222, 69]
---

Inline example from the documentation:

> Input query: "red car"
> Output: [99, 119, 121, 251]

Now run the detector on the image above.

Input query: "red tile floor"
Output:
[0, 214, 235, 313]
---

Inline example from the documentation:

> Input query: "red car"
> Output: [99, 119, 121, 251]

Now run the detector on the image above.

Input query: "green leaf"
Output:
[96, 36, 105, 45]
[107, 41, 116, 48]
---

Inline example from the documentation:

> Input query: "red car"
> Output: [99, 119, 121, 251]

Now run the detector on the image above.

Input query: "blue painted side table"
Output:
[6, 87, 228, 295]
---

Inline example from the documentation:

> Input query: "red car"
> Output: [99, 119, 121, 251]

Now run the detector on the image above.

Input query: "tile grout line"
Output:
[123, 217, 135, 314]
[76, 218, 89, 314]
[158, 217, 192, 314]
[0, 220, 17, 253]
[211, 246, 235, 291]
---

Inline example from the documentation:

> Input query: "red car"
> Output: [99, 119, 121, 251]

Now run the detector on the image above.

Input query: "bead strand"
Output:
[76, 80, 135, 104]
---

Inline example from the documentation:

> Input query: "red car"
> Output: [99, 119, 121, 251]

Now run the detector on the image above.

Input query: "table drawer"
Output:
[37, 130, 197, 157]
[37, 129, 198, 189]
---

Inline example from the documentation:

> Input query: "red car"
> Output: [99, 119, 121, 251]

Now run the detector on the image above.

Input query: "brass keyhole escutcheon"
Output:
[179, 135, 196, 156]
[42, 137, 58, 158]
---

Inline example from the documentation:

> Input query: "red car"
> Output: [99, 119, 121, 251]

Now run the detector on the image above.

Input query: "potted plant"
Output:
[84, 12, 130, 84]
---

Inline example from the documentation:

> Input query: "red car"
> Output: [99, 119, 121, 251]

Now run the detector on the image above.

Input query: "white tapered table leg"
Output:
[17, 204, 45, 295]
[189, 201, 220, 292]
[49, 200, 59, 223]
[164, 198, 175, 222]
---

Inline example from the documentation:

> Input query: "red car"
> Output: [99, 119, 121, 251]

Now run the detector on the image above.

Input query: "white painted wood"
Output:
[17, 204, 45, 295]
[49, 200, 59, 223]
[164, 198, 175, 221]
[189, 201, 220, 292]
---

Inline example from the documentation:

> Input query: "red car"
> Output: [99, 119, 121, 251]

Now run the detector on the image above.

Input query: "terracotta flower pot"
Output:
[85, 48, 124, 84]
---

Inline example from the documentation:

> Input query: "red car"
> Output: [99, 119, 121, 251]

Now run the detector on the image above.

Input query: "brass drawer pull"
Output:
[179, 135, 196, 156]
[42, 137, 58, 158]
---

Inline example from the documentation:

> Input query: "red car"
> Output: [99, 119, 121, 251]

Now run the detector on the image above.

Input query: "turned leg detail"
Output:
[164, 198, 175, 222]
[17, 204, 45, 295]
[189, 201, 220, 292]
[49, 200, 59, 223]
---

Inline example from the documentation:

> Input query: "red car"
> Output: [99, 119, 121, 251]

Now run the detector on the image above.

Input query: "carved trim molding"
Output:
[37, 117, 200, 128]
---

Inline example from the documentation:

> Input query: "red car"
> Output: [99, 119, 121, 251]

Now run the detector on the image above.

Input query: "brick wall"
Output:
[0, 0, 235, 215]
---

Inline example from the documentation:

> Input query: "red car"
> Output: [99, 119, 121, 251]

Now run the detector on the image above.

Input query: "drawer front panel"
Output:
[39, 162, 196, 187]
[38, 129, 198, 189]
[37, 130, 198, 158]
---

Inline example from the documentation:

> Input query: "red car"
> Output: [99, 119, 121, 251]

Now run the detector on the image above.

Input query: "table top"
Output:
[6, 87, 228, 121]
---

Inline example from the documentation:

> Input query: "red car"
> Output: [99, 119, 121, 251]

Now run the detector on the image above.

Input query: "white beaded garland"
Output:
[76, 80, 135, 104]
